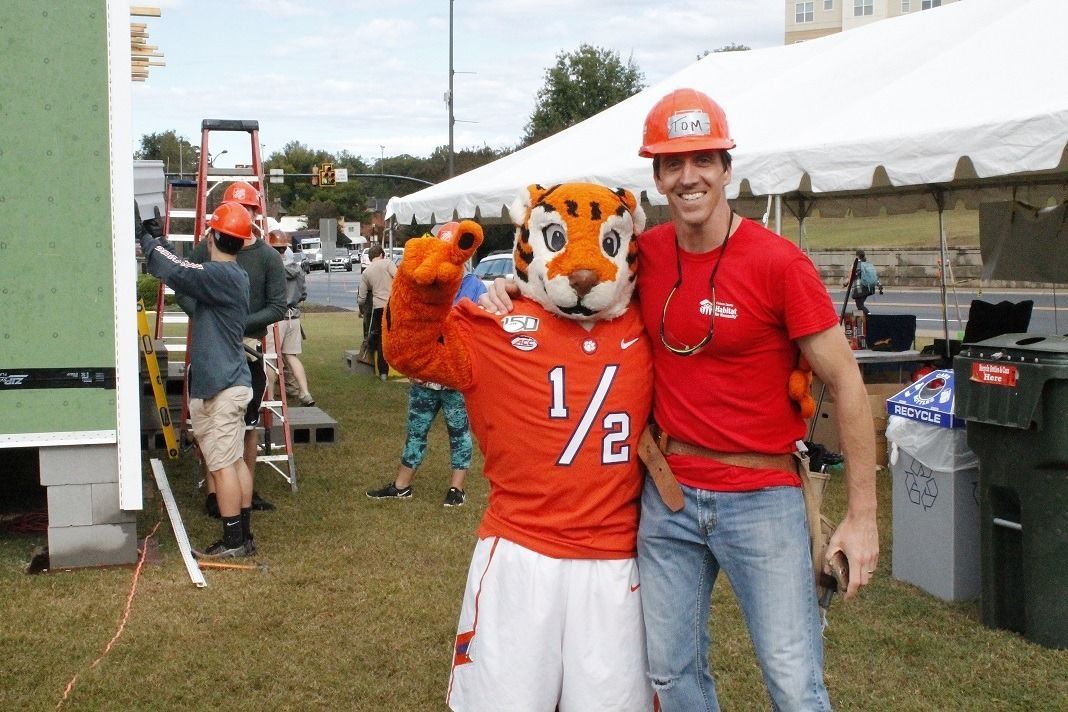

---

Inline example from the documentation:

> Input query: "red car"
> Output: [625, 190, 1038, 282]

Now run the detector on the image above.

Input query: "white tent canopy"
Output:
[388, 0, 1068, 225]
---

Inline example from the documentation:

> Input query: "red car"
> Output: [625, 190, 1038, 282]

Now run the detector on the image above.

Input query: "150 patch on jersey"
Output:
[501, 315, 540, 333]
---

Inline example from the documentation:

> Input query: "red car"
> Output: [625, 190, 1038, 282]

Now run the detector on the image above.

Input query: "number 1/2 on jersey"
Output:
[547, 365, 631, 467]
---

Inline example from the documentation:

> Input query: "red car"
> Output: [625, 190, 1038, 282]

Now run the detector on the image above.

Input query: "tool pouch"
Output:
[796, 446, 846, 610]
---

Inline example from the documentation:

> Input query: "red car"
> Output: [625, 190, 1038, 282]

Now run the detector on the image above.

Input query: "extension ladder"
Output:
[155, 119, 298, 491]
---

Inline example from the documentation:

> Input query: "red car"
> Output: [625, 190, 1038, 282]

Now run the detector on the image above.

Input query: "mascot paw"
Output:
[401, 220, 484, 290]
[788, 355, 816, 419]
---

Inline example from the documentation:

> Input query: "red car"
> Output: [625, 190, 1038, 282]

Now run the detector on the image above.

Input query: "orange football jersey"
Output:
[452, 298, 652, 559]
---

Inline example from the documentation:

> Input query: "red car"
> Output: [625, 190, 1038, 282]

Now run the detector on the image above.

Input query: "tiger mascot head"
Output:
[507, 182, 646, 322]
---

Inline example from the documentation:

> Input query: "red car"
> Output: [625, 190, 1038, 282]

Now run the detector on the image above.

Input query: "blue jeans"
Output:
[637, 477, 830, 712]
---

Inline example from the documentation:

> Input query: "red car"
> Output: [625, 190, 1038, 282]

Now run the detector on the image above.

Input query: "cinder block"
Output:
[46, 484, 93, 526]
[39, 444, 118, 486]
[91, 482, 137, 524]
[140, 430, 161, 451]
[268, 406, 340, 446]
[344, 349, 374, 375]
[47, 522, 138, 568]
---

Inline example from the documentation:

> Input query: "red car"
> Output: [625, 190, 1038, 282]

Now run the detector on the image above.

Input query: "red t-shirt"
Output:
[452, 298, 653, 559]
[636, 219, 838, 491]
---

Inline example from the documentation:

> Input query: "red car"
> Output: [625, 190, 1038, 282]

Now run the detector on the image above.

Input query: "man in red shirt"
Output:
[634, 89, 878, 711]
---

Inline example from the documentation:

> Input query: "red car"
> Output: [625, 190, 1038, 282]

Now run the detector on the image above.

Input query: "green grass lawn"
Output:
[781, 205, 981, 250]
[1, 312, 1065, 710]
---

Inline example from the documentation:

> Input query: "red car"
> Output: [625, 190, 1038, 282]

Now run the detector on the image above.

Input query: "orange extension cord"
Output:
[56, 520, 162, 709]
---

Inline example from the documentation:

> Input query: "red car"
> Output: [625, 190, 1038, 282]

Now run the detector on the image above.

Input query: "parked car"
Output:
[473, 251, 515, 288]
[327, 252, 353, 272]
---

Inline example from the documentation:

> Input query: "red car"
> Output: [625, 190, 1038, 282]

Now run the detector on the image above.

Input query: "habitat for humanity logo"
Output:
[698, 300, 737, 319]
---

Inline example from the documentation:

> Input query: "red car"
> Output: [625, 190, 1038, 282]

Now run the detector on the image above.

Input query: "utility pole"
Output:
[448, 0, 455, 178]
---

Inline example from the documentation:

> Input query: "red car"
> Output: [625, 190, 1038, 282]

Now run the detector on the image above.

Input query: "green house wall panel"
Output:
[0, 2, 119, 435]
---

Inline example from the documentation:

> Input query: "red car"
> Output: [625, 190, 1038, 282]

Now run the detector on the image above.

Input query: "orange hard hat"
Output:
[435, 221, 461, 243]
[638, 88, 735, 158]
[223, 181, 260, 208]
[267, 229, 290, 248]
[210, 201, 254, 240]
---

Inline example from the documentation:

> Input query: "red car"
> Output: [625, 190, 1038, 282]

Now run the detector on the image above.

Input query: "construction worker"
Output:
[265, 228, 315, 406]
[176, 180, 286, 519]
[138, 202, 258, 558]
[628, 88, 878, 711]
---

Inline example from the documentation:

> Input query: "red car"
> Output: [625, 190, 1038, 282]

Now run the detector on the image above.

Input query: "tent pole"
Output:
[774, 194, 782, 235]
[935, 190, 951, 358]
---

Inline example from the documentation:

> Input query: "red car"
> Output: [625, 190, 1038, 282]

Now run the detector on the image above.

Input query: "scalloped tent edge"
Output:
[387, 0, 1068, 228]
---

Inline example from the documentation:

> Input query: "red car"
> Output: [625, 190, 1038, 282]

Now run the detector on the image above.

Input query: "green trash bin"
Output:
[954, 333, 1068, 650]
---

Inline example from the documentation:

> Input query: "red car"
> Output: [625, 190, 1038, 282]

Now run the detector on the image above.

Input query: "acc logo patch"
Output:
[510, 335, 538, 352]
[501, 315, 540, 333]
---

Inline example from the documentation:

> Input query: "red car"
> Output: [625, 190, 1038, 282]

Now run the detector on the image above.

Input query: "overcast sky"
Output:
[132, 0, 785, 167]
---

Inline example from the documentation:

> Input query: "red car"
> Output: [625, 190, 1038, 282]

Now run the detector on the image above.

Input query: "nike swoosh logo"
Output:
[620, 337, 640, 350]
[630, 583, 640, 592]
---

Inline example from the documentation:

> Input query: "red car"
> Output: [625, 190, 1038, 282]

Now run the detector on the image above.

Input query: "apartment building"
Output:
[785, 0, 961, 43]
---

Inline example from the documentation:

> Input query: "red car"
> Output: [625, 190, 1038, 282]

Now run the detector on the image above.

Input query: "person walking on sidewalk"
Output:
[848, 248, 882, 317]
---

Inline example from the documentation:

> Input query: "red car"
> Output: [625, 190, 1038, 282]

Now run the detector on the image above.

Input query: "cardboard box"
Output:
[808, 381, 901, 466]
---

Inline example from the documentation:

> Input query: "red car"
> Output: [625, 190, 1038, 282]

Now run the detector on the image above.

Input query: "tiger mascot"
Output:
[384, 182, 655, 711]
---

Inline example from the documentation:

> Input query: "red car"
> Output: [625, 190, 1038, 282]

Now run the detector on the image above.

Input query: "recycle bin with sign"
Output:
[885, 370, 980, 602]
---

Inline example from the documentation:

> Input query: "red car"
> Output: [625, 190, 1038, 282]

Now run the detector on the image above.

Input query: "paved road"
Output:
[305, 268, 1068, 336]
[305, 267, 361, 310]
[848, 287, 1066, 337]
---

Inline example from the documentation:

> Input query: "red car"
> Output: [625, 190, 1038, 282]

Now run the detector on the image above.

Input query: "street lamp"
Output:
[379, 145, 384, 174]
[208, 149, 228, 167]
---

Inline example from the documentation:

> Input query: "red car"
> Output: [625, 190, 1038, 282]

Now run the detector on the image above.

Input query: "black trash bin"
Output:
[954, 333, 1068, 650]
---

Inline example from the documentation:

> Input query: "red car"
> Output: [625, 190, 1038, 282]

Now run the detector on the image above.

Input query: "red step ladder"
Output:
[155, 119, 298, 492]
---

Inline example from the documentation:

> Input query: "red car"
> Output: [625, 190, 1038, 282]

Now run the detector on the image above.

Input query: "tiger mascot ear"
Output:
[507, 182, 645, 323]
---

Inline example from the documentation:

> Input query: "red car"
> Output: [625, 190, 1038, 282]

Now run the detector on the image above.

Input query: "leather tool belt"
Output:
[638, 422, 801, 512]
[652, 423, 797, 476]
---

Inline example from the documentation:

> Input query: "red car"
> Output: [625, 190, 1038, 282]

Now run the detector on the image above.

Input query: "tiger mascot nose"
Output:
[568, 269, 599, 298]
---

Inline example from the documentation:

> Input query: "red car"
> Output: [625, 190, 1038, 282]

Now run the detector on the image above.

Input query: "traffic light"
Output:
[320, 162, 335, 187]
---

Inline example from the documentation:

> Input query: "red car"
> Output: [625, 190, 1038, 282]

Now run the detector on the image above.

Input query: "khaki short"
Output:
[190, 385, 253, 471]
[266, 318, 302, 356]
